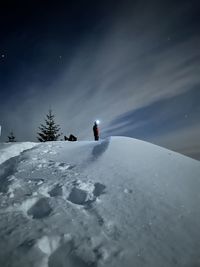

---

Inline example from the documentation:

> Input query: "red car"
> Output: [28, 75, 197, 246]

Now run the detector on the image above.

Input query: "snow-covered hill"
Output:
[0, 137, 200, 267]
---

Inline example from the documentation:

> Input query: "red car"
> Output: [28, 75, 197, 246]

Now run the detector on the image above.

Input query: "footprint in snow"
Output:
[47, 161, 76, 171]
[67, 182, 106, 206]
[27, 198, 53, 219]
[93, 183, 106, 197]
[68, 188, 87, 205]
[48, 184, 63, 197]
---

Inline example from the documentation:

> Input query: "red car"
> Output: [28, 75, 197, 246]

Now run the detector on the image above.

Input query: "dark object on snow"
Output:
[64, 134, 77, 141]
[93, 122, 99, 141]
[68, 134, 77, 141]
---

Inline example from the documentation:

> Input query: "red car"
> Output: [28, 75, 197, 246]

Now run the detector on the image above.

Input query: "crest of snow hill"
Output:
[0, 137, 200, 267]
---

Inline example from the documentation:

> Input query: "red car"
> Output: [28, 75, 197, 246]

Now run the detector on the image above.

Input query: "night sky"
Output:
[0, 0, 200, 160]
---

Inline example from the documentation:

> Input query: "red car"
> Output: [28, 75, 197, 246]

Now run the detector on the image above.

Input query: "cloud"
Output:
[103, 87, 200, 159]
[154, 124, 200, 160]
[103, 86, 200, 136]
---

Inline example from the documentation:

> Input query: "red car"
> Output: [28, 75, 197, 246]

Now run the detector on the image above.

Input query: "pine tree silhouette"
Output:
[8, 131, 16, 142]
[37, 109, 62, 142]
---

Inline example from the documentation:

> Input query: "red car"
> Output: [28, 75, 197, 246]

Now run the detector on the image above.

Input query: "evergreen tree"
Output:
[37, 109, 62, 142]
[8, 131, 16, 142]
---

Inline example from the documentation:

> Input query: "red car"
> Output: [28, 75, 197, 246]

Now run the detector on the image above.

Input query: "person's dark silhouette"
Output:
[93, 121, 99, 141]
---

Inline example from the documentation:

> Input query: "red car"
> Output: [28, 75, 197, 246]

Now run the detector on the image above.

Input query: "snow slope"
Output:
[0, 142, 37, 165]
[0, 137, 200, 267]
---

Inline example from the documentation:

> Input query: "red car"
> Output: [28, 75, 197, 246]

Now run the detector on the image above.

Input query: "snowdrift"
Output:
[0, 137, 200, 267]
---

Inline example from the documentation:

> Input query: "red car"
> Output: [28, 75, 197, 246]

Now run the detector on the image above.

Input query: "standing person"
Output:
[93, 121, 99, 141]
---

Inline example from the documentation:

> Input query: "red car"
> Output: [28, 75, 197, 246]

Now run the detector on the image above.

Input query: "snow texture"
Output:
[0, 142, 37, 165]
[0, 137, 200, 267]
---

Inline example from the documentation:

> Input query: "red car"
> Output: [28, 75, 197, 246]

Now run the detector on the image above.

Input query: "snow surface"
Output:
[0, 142, 37, 165]
[0, 137, 200, 267]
